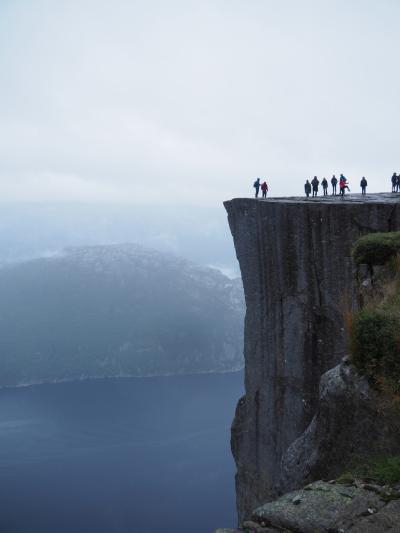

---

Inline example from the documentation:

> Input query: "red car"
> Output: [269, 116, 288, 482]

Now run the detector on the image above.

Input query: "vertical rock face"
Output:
[224, 194, 400, 522]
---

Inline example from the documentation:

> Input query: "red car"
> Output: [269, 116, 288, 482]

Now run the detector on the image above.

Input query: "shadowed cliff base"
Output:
[224, 193, 400, 522]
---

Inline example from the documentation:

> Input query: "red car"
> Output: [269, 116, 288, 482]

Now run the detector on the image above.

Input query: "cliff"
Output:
[224, 194, 400, 521]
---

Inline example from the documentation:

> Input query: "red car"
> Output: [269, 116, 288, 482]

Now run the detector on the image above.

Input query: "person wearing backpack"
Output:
[311, 176, 319, 197]
[253, 178, 261, 198]
[360, 176, 367, 195]
[261, 181, 268, 198]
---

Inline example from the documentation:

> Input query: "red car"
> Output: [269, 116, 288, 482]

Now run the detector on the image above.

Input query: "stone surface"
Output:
[279, 359, 400, 492]
[252, 480, 386, 532]
[225, 194, 400, 521]
[347, 499, 400, 532]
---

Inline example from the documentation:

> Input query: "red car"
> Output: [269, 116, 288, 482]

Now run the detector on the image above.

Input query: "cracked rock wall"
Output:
[224, 195, 400, 522]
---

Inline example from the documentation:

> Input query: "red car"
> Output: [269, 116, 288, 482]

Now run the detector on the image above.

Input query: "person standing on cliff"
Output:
[391, 173, 397, 192]
[261, 181, 268, 198]
[331, 175, 337, 195]
[311, 176, 319, 197]
[360, 176, 367, 195]
[304, 179, 311, 197]
[321, 177, 328, 196]
[396, 174, 400, 193]
[339, 174, 350, 196]
[253, 178, 261, 198]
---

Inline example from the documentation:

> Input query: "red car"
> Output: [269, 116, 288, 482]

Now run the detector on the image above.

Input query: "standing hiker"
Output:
[253, 178, 261, 198]
[321, 177, 328, 196]
[311, 176, 319, 197]
[360, 176, 367, 195]
[331, 175, 337, 195]
[391, 173, 397, 193]
[304, 179, 311, 198]
[261, 181, 268, 198]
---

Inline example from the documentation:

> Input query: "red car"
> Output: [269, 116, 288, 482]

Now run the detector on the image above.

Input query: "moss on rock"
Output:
[351, 232, 400, 394]
[353, 231, 400, 266]
[350, 308, 400, 393]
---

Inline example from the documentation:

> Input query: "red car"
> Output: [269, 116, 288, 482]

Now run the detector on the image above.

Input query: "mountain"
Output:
[0, 203, 239, 277]
[0, 244, 244, 386]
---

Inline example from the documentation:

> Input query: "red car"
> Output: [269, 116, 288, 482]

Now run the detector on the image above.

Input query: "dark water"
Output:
[0, 372, 243, 533]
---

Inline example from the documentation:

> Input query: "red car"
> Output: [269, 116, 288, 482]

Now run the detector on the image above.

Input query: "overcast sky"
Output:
[0, 0, 399, 205]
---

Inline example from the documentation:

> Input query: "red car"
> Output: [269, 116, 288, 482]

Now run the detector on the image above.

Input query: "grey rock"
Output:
[279, 361, 400, 491]
[252, 480, 385, 533]
[347, 499, 400, 532]
[225, 194, 400, 521]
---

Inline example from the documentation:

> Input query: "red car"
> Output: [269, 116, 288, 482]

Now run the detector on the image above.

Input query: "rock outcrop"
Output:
[216, 480, 400, 533]
[224, 194, 400, 521]
[280, 357, 400, 492]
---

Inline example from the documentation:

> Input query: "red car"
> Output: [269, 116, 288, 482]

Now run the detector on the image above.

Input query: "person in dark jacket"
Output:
[261, 181, 268, 198]
[311, 176, 319, 197]
[331, 175, 337, 195]
[396, 174, 400, 193]
[253, 178, 261, 198]
[304, 179, 311, 198]
[321, 177, 328, 196]
[391, 173, 397, 193]
[360, 176, 367, 195]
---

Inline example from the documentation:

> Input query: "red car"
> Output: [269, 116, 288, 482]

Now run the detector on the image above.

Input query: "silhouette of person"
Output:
[304, 179, 311, 198]
[396, 174, 400, 193]
[321, 177, 328, 196]
[360, 177, 367, 195]
[331, 175, 337, 195]
[311, 176, 319, 197]
[253, 178, 261, 198]
[391, 173, 397, 193]
[261, 181, 268, 198]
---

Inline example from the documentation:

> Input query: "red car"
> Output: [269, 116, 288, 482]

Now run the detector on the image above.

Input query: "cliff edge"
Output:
[224, 194, 400, 521]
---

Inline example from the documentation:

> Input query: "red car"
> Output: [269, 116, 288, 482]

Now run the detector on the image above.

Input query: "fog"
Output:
[0, 2, 398, 531]
[1, 0, 400, 205]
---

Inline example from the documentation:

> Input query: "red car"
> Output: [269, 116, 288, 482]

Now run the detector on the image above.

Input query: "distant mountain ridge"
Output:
[0, 243, 244, 386]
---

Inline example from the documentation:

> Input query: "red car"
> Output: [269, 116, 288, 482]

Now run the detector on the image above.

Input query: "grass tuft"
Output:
[350, 456, 400, 485]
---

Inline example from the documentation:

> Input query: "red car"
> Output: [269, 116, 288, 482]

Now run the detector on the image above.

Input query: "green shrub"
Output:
[350, 456, 400, 485]
[350, 308, 400, 393]
[353, 231, 400, 266]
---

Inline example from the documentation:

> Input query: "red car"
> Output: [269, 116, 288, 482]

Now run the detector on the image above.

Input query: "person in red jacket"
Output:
[261, 181, 268, 198]
[339, 174, 350, 196]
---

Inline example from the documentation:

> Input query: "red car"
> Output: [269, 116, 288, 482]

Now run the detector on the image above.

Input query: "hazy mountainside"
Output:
[0, 244, 244, 386]
[0, 203, 239, 277]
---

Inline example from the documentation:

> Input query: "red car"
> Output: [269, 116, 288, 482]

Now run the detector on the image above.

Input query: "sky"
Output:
[0, 0, 399, 206]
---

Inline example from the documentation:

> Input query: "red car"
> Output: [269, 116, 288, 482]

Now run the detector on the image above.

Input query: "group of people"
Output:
[252, 173, 400, 198]
[391, 173, 400, 192]
[304, 174, 367, 197]
[253, 178, 268, 198]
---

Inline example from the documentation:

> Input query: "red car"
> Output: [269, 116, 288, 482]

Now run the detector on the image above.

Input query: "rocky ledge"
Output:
[216, 479, 400, 533]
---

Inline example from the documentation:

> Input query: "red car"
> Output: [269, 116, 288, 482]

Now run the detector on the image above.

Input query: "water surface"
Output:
[0, 372, 243, 533]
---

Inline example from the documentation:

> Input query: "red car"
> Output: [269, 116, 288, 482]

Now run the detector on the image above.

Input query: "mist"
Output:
[1, 0, 400, 205]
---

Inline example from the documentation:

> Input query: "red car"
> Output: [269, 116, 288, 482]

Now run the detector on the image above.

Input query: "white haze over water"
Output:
[0, 0, 399, 206]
